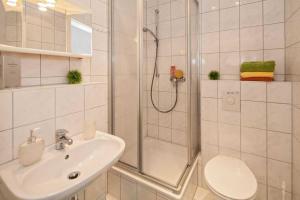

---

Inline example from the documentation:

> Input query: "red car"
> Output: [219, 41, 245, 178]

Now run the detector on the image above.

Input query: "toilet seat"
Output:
[204, 155, 257, 200]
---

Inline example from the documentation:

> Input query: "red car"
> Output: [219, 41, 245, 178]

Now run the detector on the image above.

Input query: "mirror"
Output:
[0, 0, 92, 55]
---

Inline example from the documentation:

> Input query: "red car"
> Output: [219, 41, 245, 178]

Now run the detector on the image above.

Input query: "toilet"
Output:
[204, 155, 257, 200]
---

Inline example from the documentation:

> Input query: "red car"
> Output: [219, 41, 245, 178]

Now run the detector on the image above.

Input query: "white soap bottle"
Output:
[18, 128, 45, 167]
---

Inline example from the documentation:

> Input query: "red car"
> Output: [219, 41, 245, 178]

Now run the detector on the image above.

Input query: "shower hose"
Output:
[149, 37, 179, 113]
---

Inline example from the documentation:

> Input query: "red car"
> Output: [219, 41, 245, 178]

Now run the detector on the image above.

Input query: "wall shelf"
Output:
[0, 44, 92, 58]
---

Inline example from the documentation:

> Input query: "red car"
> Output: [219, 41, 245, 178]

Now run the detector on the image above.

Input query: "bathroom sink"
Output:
[0, 131, 125, 200]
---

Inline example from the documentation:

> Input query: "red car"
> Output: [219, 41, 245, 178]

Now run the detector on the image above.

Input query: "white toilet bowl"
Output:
[204, 155, 257, 200]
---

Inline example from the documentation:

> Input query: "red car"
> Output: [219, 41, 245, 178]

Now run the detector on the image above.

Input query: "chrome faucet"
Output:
[55, 129, 73, 150]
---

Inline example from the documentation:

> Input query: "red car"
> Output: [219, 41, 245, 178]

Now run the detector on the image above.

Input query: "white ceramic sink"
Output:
[0, 131, 125, 200]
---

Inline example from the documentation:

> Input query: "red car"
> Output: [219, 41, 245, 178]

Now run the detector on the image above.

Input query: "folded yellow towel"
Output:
[240, 72, 274, 78]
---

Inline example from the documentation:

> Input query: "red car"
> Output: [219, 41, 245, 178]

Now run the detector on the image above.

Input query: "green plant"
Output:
[67, 70, 82, 84]
[208, 70, 220, 80]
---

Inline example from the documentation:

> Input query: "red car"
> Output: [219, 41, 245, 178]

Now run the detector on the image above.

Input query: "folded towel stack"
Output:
[240, 61, 275, 81]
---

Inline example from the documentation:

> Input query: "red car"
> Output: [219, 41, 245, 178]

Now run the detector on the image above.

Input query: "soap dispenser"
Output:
[18, 128, 45, 166]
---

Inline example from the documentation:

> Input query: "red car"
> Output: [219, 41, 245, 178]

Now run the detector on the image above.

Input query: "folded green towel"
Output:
[241, 61, 275, 72]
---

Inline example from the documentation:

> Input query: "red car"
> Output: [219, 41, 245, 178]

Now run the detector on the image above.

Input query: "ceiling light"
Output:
[38, 6, 47, 11]
[38, 3, 47, 11]
[46, 3, 55, 8]
[6, 1, 16, 6]
[6, 0, 16, 7]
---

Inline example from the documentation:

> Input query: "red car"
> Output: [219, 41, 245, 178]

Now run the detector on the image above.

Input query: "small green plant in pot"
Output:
[67, 70, 82, 84]
[208, 70, 220, 80]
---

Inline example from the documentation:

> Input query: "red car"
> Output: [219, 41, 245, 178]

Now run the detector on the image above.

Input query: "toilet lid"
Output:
[204, 155, 257, 200]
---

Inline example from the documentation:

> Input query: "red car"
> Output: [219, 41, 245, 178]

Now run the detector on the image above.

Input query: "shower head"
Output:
[143, 27, 159, 42]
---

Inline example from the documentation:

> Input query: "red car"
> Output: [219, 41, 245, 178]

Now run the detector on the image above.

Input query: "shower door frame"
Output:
[108, 0, 200, 192]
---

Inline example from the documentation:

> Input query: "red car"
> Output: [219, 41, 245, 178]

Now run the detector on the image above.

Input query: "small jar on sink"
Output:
[82, 121, 96, 140]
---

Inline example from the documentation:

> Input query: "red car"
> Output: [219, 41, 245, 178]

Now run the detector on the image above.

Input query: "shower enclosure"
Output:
[109, 0, 199, 190]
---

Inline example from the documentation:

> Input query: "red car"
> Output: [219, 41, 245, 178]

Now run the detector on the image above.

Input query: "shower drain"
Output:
[68, 171, 81, 180]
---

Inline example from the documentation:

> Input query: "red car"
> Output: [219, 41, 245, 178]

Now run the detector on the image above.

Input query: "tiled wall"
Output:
[200, 0, 285, 81]
[144, 0, 188, 146]
[0, 83, 107, 165]
[285, 0, 300, 199]
[200, 80, 292, 200]
[0, 0, 108, 199]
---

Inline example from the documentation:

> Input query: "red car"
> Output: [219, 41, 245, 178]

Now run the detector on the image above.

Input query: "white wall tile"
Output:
[268, 186, 292, 200]
[220, 7, 239, 31]
[202, 0, 219, 13]
[267, 103, 292, 133]
[268, 131, 292, 163]
[201, 53, 220, 75]
[201, 98, 218, 122]
[202, 120, 218, 145]
[41, 55, 69, 77]
[20, 54, 41, 78]
[220, 0, 240, 9]
[241, 127, 266, 156]
[240, 50, 263, 63]
[108, 171, 121, 200]
[241, 81, 266, 102]
[241, 101, 266, 129]
[172, 129, 186, 145]
[263, 0, 284, 24]
[0, 130, 12, 164]
[85, 106, 108, 132]
[85, 83, 107, 109]
[220, 52, 240, 75]
[91, 50, 107, 76]
[202, 11, 219, 33]
[56, 112, 84, 136]
[268, 159, 292, 192]
[56, 85, 84, 117]
[158, 127, 171, 142]
[264, 23, 285, 49]
[219, 123, 240, 151]
[85, 174, 107, 200]
[202, 32, 219, 53]
[267, 82, 291, 104]
[240, 2, 263, 28]
[121, 177, 137, 200]
[137, 184, 156, 200]
[201, 80, 218, 98]
[220, 29, 239, 52]
[0, 91, 12, 131]
[13, 88, 55, 127]
[240, 26, 263, 51]
[171, 18, 185, 37]
[171, 111, 186, 131]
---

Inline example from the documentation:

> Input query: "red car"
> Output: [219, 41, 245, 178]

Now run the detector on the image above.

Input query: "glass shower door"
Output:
[111, 0, 139, 167]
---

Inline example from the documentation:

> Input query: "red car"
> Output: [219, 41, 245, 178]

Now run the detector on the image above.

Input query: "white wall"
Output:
[0, 0, 109, 199]
[144, 0, 188, 146]
[200, 0, 285, 81]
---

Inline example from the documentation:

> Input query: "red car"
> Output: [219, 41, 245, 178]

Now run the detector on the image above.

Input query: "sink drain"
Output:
[68, 171, 80, 180]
